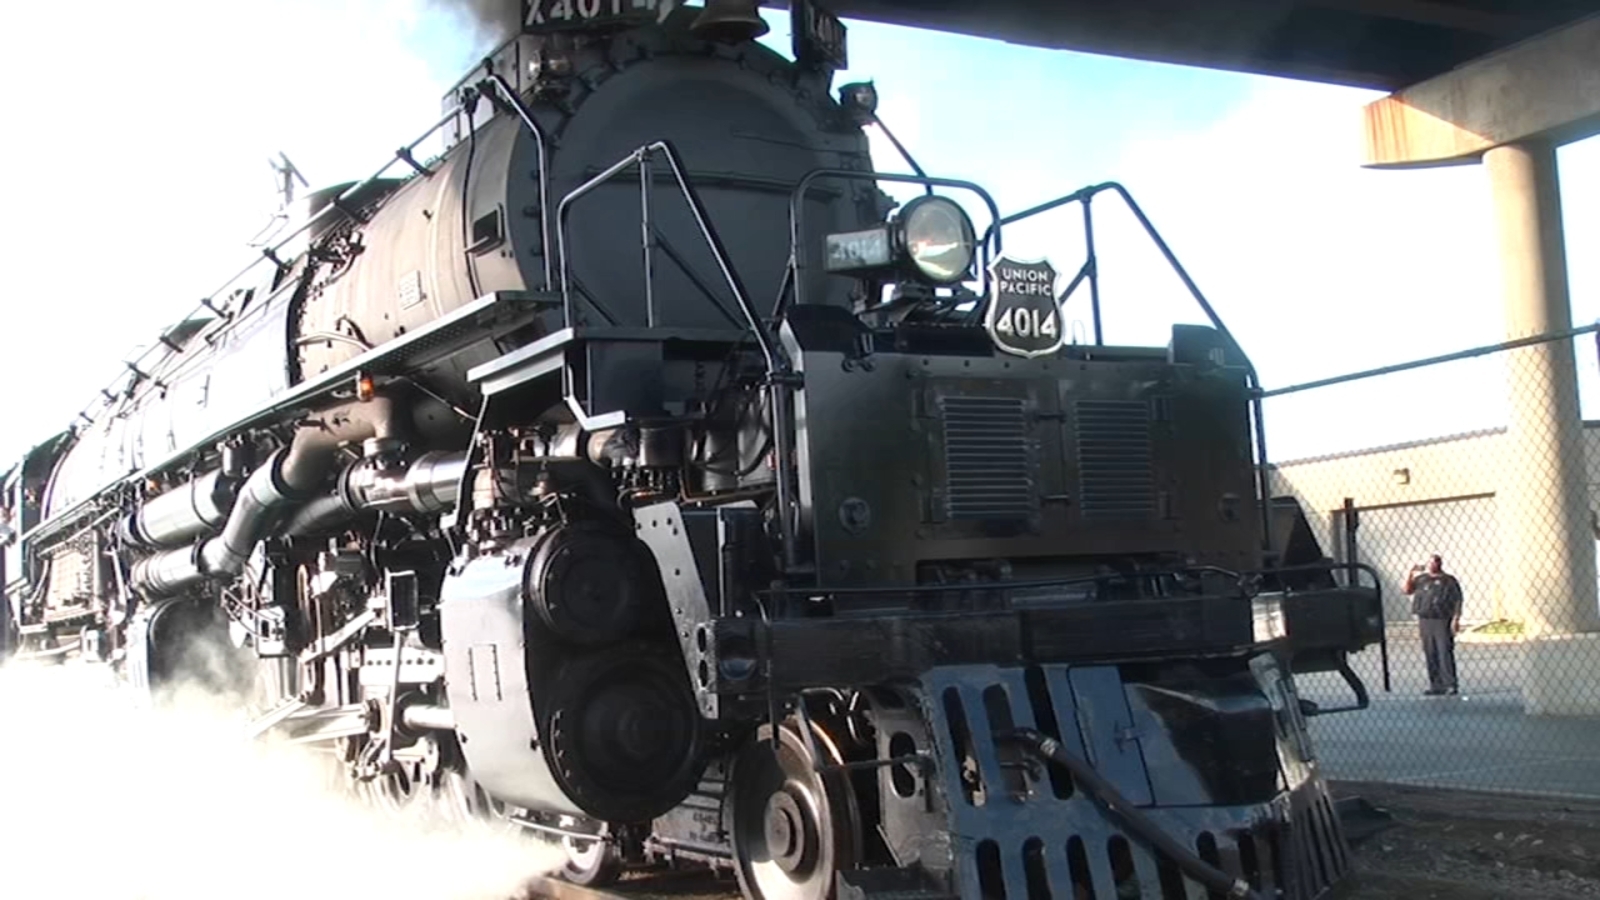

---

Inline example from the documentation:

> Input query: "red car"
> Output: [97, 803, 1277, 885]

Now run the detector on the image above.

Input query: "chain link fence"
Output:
[1261, 323, 1600, 799]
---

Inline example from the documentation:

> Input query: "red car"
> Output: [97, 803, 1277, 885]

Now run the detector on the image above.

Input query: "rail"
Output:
[474, 72, 554, 291]
[979, 181, 1273, 554]
[779, 168, 1000, 571]
[550, 140, 803, 569]
[779, 169, 1004, 318]
[1260, 321, 1600, 399]
[56, 102, 467, 444]
[554, 141, 776, 372]
[1261, 558, 1392, 697]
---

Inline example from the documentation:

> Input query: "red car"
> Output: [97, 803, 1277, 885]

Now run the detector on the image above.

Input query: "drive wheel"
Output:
[727, 718, 863, 900]
[559, 827, 625, 887]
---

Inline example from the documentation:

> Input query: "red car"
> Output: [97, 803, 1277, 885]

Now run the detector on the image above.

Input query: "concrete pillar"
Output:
[1488, 140, 1598, 637]
[1487, 140, 1600, 714]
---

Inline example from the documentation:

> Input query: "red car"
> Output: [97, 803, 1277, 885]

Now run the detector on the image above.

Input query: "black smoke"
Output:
[428, 0, 522, 50]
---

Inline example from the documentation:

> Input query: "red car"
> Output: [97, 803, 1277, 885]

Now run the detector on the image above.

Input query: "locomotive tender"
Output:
[0, 2, 1385, 899]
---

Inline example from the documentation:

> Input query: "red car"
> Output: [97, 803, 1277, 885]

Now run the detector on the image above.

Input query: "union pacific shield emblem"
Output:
[984, 255, 1063, 358]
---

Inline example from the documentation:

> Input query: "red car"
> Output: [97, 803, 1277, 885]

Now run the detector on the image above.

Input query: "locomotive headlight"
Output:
[900, 195, 976, 285]
[822, 194, 977, 287]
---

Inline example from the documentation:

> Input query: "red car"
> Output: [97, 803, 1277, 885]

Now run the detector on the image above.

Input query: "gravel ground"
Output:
[527, 781, 1600, 900]
[1333, 780, 1600, 900]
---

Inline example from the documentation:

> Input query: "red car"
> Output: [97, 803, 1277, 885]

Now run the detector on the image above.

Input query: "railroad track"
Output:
[521, 869, 736, 900]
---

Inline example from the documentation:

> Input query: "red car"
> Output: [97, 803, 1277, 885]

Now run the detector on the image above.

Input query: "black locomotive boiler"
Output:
[0, 3, 1384, 899]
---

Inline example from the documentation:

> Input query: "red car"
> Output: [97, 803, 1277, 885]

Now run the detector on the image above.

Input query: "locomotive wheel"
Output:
[727, 718, 863, 900]
[355, 738, 433, 816]
[442, 769, 519, 830]
[558, 823, 625, 887]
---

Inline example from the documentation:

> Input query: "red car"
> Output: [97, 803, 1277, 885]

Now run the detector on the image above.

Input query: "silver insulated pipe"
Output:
[129, 449, 469, 597]
[130, 396, 400, 597]
[119, 469, 240, 549]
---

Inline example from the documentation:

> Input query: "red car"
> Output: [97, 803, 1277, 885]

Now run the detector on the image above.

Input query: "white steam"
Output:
[0, 659, 562, 900]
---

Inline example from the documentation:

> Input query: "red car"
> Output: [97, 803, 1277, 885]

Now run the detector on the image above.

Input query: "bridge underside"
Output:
[762, 1, 1600, 713]
[801, 0, 1598, 90]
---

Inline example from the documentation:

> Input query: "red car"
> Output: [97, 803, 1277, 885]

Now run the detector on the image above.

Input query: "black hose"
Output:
[1002, 728, 1268, 900]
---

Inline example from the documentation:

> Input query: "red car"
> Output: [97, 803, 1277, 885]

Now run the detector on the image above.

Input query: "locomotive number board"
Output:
[792, 0, 847, 69]
[523, 0, 679, 32]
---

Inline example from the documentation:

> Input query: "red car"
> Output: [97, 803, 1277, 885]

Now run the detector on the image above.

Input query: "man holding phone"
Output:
[1402, 553, 1464, 696]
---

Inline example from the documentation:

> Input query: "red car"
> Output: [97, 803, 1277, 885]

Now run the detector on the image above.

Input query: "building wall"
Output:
[1267, 424, 1600, 625]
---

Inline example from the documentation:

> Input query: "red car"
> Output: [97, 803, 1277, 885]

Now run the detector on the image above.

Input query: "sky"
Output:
[0, 0, 1595, 468]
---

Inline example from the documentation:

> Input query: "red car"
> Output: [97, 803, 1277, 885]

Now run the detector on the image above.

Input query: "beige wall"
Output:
[1267, 424, 1600, 624]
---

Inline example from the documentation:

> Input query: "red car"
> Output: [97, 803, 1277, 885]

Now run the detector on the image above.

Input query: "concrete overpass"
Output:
[811, 0, 1598, 90]
[781, 0, 1600, 714]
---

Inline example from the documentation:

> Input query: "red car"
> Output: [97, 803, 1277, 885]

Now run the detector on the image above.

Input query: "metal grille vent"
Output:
[940, 395, 1034, 520]
[1075, 400, 1155, 520]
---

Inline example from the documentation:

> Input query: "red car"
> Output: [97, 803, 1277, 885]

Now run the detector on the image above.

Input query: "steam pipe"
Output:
[120, 469, 240, 549]
[343, 450, 469, 515]
[130, 397, 399, 597]
[284, 450, 471, 537]
[127, 412, 633, 596]
[283, 495, 356, 538]
[199, 446, 300, 576]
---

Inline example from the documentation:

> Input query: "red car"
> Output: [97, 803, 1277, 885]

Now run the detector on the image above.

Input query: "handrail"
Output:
[980, 180, 1273, 556]
[552, 140, 801, 569]
[978, 181, 1240, 352]
[55, 102, 462, 446]
[554, 141, 779, 375]
[475, 72, 554, 291]
[1259, 558, 1390, 694]
[780, 169, 1003, 318]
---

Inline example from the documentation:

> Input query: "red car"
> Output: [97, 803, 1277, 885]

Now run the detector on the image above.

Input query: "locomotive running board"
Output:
[26, 290, 559, 549]
[138, 289, 560, 476]
[466, 324, 753, 430]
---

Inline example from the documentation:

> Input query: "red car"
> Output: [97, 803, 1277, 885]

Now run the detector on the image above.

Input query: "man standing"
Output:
[1402, 554, 1463, 696]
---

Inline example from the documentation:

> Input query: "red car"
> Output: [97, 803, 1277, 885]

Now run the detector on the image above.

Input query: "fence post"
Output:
[1341, 497, 1359, 578]
[1342, 496, 1389, 692]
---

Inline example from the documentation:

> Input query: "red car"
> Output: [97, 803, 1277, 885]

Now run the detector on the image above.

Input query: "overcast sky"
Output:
[0, 0, 1594, 467]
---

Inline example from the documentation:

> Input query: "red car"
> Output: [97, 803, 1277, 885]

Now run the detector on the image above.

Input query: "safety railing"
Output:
[474, 72, 555, 291]
[53, 57, 568, 441]
[779, 169, 1004, 316]
[549, 140, 803, 567]
[58, 95, 480, 445]
[553, 140, 775, 372]
[979, 181, 1272, 551]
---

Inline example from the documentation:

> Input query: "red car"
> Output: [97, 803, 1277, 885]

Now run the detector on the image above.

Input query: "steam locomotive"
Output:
[0, 2, 1385, 899]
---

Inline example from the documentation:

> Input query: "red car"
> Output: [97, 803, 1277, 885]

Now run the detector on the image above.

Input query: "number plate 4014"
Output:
[985, 255, 1065, 359]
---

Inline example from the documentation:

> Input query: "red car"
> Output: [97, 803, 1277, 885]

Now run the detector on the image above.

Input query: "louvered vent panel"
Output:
[940, 395, 1034, 520]
[1075, 400, 1155, 520]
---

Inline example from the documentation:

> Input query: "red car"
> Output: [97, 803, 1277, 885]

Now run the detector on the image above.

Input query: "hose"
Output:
[1001, 728, 1268, 900]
